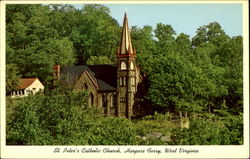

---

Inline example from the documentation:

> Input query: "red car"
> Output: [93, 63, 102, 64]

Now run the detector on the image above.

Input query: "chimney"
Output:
[53, 64, 60, 80]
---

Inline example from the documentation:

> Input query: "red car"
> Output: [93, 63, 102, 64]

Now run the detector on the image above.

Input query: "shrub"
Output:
[170, 115, 243, 145]
[87, 117, 140, 145]
[6, 89, 96, 145]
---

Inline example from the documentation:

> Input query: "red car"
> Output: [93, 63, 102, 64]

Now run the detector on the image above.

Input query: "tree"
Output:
[6, 87, 141, 145]
[6, 64, 21, 95]
[131, 25, 156, 55]
[154, 23, 177, 53]
[6, 88, 92, 145]
[69, 4, 120, 64]
[6, 4, 76, 82]
[86, 56, 113, 65]
[170, 114, 243, 145]
[192, 22, 229, 47]
[146, 54, 212, 113]
[48, 4, 81, 38]
[176, 33, 193, 58]
[216, 36, 243, 113]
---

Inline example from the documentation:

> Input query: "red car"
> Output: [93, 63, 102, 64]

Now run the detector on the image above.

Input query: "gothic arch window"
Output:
[83, 83, 88, 90]
[121, 61, 127, 70]
[102, 94, 107, 108]
[120, 77, 123, 86]
[123, 77, 126, 85]
[110, 94, 113, 108]
[120, 77, 127, 86]
[89, 93, 94, 107]
[131, 77, 135, 86]
[130, 61, 134, 70]
[84, 83, 88, 89]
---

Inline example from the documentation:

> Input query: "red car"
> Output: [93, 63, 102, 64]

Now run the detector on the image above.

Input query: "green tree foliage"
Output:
[6, 4, 243, 145]
[48, 4, 81, 38]
[6, 4, 120, 82]
[131, 25, 156, 55]
[6, 64, 21, 95]
[146, 54, 216, 113]
[6, 89, 91, 145]
[88, 117, 140, 145]
[86, 56, 113, 65]
[155, 23, 177, 54]
[130, 26, 157, 73]
[176, 33, 192, 58]
[134, 21, 242, 116]
[69, 4, 120, 64]
[192, 22, 229, 47]
[6, 88, 140, 145]
[170, 114, 243, 145]
[6, 4, 76, 82]
[216, 36, 243, 113]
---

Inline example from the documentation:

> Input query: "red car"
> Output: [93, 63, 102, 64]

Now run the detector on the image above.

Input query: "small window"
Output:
[132, 77, 136, 86]
[110, 95, 113, 108]
[120, 77, 123, 86]
[83, 83, 88, 90]
[121, 97, 126, 102]
[102, 94, 107, 108]
[89, 93, 94, 107]
[120, 77, 127, 86]
[121, 61, 127, 70]
[123, 77, 126, 86]
[130, 61, 134, 70]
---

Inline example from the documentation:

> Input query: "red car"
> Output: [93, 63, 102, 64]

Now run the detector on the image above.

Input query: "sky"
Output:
[73, 4, 242, 38]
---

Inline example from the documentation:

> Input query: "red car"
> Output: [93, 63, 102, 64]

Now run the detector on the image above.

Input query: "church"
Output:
[55, 13, 149, 119]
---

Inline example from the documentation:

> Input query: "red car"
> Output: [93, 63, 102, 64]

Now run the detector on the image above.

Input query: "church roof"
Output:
[117, 13, 135, 55]
[61, 65, 117, 92]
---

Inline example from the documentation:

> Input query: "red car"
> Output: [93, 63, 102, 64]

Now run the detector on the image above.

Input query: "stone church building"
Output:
[56, 13, 149, 119]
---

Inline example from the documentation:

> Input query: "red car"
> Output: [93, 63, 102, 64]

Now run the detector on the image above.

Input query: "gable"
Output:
[61, 65, 117, 92]
[26, 79, 44, 91]
[17, 78, 44, 90]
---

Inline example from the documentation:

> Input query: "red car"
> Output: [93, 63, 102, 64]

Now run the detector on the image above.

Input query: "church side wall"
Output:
[74, 72, 99, 108]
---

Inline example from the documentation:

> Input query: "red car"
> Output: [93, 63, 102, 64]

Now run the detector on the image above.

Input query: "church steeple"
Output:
[116, 13, 137, 119]
[117, 13, 135, 55]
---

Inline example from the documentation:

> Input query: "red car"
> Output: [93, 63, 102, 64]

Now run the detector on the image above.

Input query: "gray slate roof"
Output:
[61, 65, 117, 92]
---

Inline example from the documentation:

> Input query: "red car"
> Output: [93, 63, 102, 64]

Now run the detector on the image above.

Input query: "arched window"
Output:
[130, 61, 134, 70]
[120, 77, 123, 86]
[102, 94, 107, 108]
[121, 61, 127, 70]
[83, 83, 88, 90]
[131, 77, 135, 86]
[123, 77, 126, 85]
[110, 95, 113, 108]
[89, 93, 94, 107]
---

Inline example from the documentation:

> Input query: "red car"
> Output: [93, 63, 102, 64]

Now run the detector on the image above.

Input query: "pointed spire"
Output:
[118, 12, 134, 55]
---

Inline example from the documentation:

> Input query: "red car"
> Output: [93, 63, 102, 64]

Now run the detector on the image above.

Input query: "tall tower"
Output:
[116, 13, 137, 119]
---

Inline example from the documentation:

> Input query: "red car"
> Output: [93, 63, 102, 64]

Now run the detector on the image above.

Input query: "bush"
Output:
[6, 94, 50, 145]
[170, 115, 243, 145]
[7, 89, 140, 145]
[6, 89, 95, 145]
[87, 117, 140, 145]
[134, 112, 176, 136]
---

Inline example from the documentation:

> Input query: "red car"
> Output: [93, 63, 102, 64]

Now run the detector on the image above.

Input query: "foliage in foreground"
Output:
[6, 89, 243, 145]
[6, 89, 141, 145]
[170, 113, 243, 145]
